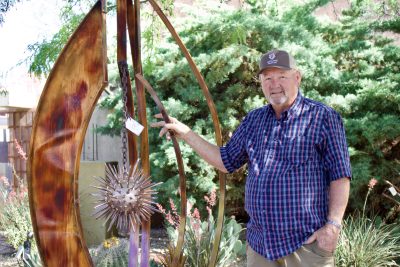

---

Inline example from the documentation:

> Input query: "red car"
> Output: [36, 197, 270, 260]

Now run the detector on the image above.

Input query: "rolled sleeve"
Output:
[323, 110, 352, 181]
[219, 116, 249, 173]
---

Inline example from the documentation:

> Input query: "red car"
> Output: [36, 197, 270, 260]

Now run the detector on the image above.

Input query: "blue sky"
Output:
[0, 0, 63, 84]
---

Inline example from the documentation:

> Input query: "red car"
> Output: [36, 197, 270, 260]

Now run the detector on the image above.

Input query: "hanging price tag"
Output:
[125, 117, 144, 136]
[388, 186, 397, 196]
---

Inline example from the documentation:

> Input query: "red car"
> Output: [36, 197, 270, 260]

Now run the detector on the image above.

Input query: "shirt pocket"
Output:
[283, 136, 315, 166]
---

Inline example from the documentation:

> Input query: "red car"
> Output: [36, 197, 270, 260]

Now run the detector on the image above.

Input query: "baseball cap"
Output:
[258, 50, 297, 74]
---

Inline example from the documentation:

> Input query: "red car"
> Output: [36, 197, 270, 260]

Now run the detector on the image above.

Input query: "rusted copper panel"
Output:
[28, 1, 107, 266]
[127, 0, 142, 77]
[127, 0, 148, 173]
[117, 0, 128, 61]
[147, 1, 226, 266]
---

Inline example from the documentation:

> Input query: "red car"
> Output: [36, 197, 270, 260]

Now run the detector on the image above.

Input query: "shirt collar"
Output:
[287, 91, 303, 119]
[265, 91, 304, 119]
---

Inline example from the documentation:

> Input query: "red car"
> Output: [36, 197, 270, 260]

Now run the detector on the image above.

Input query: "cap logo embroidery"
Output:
[267, 53, 278, 64]
[269, 53, 276, 60]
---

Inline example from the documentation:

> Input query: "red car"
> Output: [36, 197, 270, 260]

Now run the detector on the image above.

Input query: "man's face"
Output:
[260, 68, 301, 109]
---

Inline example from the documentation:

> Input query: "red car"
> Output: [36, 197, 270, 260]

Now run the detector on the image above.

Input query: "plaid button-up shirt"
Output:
[220, 93, 352, 261]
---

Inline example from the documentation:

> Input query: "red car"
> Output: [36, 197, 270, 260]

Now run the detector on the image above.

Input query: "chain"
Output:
[118, 61, 130, 176]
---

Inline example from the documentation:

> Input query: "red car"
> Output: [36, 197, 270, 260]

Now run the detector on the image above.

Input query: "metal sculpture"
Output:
[28, 1, 107, 266]
[92, 161, 160, 232]
[28, 0, 226, 266]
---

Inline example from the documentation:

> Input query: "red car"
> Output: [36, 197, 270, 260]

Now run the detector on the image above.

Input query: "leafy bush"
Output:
[157, 190, 246, 267]
[0, 140, 41, 265]
[0, 176, 33, 250]
[335, 178, 400, 266]
[182, 214, 245, 267]
[0, 176, 43, 267]
[335, 215, 400, 267]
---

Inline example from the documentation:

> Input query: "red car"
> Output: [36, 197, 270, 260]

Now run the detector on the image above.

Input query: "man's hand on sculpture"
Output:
[150, 113, 191, 140]
[304, 223, 340, 252]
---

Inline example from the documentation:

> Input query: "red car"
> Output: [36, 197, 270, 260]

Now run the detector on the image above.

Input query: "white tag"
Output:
[125, 117, 144, 136]
[388, 186, 397, 196]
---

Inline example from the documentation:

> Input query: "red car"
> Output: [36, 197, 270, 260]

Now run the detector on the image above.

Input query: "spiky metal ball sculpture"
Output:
[93, 161, 160, 232]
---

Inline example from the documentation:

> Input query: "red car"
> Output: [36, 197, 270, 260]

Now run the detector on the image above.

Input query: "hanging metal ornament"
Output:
[92, 161, 160, 233]
[93, 60, 160, 234]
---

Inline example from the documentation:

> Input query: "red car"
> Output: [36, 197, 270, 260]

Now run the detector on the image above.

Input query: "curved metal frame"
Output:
[146, 2, 226, 266]
[136, 74, 187, 266]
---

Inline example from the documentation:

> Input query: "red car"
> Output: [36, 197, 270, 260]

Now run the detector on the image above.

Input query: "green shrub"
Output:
[182, 214, 245, 267]
[0, 176, 43, 266]
[335, 215, 400, 267]
[158, 190, 246, 267]
[0, 176, 34, 250]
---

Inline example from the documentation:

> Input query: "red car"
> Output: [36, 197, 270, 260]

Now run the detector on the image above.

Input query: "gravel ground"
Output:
[0, 232, 17, 267]
[0, 229, 246, 267]
[0, 254, 18, 267]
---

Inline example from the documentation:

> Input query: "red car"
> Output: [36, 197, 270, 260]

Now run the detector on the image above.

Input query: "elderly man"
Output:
[152, 49, 351, 267]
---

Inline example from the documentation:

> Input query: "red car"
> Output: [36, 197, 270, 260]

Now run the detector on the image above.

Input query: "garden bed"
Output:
[0, 229, 246, 267]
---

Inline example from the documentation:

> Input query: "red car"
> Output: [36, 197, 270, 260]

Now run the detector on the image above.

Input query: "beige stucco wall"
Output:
[78, 161, 112, 247]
